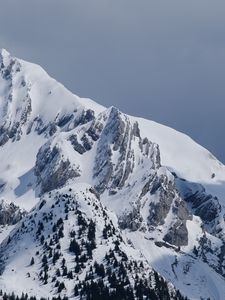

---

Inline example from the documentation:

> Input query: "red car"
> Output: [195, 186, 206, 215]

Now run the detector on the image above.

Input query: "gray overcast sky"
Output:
[0, 0, 225, 162]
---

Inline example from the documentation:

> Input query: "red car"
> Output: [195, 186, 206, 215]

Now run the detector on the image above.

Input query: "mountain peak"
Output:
[0, 50, 224, 299]
[0, 48, 15, 68]
[0, 48, 10, 58]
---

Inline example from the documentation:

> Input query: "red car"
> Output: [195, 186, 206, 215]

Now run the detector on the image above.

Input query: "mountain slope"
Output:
[0, 49, 224, 299]
[0, 183, 186, 300]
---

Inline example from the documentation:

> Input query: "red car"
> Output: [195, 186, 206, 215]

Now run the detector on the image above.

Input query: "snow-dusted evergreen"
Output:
[0, 49, 224, 299]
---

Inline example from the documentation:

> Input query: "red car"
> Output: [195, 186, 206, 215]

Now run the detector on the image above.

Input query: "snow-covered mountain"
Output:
[0, 49, 225, 299]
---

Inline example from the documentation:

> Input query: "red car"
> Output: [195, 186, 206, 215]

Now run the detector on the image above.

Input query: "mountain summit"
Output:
[0, 50, 224, 299]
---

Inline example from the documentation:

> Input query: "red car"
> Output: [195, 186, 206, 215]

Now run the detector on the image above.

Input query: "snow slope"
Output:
[136, 117, 225, 184]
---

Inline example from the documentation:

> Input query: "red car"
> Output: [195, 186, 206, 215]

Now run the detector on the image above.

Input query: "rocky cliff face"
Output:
[177, 178, 222, 236]
[147, 173, 192, 247]
[35, 141, 81, 194]
[0, 200, 25, 225]
[93, 107, 161, 193]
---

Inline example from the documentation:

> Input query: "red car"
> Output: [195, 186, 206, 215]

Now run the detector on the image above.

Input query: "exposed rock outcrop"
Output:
[0, 200, 26, 225]
[35, 142, 81, 194]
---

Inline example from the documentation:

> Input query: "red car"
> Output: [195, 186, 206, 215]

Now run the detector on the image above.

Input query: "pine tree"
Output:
[30, 257, 35, 266]
[69, 239, 80, 256]
[42, 254, 48, 266]
[58, 282, 65, 293]
[74, 285, 79, 296]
